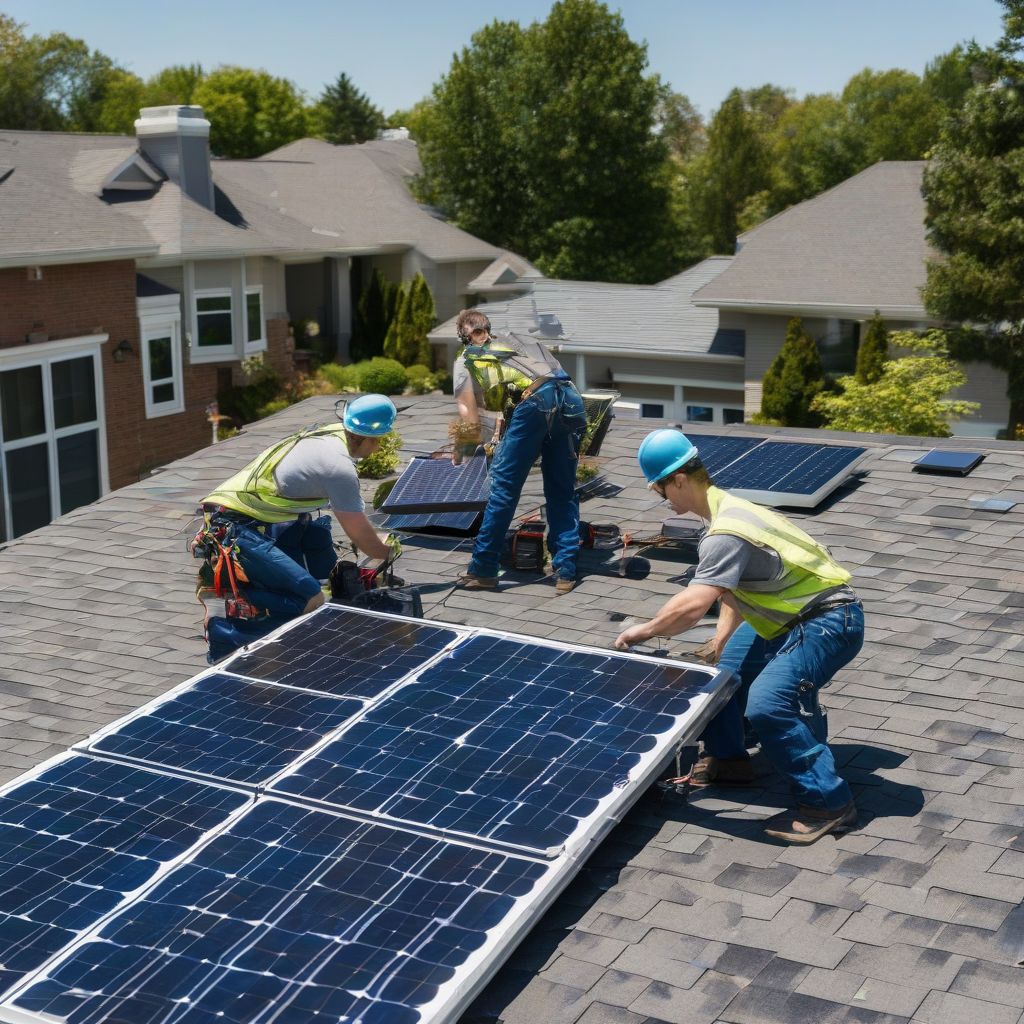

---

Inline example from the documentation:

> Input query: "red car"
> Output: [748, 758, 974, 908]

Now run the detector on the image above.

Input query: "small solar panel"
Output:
[381, 455, 490, 515]
[272, 634, 717, 856]
[227, 605, 460, 698]
[381, 508, 481, 536]
[913, 449, 985, 475]
[85, 674, 364, 786]
[0, 756, 245, 993]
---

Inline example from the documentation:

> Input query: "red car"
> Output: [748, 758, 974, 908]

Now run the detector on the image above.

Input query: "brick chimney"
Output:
[135, 106, 214, 210]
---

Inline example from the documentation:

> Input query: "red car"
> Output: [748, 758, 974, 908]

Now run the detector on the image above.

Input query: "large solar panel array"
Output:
[0, 606, 734, 1024]
[380, 455, 490, 515]
[688, 433, 867, 507]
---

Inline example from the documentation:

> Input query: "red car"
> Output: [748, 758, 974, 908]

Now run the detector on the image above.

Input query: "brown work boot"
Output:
[671, 755, 754, 788]
[456, 572, 498, 591]
[554, 578, 577, 595]
[762, 802, 857, 845]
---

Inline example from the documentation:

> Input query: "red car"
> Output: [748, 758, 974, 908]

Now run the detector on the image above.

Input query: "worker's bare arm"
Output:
[613, 584, 725, 650]
[334, 511, 391, 560]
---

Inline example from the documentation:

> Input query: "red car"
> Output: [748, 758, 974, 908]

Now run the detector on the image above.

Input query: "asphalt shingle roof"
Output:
[1, 393, 1023, 1024]
[692, 162, 932, 317]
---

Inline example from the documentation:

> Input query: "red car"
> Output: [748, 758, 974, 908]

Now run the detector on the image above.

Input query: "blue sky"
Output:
[3, 0, 1005, 118]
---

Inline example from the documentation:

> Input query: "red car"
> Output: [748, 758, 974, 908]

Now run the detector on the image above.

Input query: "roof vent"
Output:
[912, 450, 984, 476]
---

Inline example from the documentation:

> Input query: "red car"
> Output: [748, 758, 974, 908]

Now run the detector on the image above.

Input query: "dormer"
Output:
[101, 152, 165, 196]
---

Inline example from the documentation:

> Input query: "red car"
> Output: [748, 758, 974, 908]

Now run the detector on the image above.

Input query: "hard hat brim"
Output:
[648, 447, 700, 484]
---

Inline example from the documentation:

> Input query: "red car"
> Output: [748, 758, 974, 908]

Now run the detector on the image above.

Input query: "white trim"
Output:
[0, 334, 108, 361]
[190, 286, 235, 364]
[612, 371, 744, 391]
[136, 293, 180, 317]
[140, 318, 185, 419]
[551, 344, 744, 364]
[691, 296, 932, 320]
[0, 247, 158, 270]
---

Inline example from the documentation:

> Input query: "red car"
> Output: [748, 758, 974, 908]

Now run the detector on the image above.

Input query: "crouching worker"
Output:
[194, 394, 400, 662]
[614, 429, 863, 844]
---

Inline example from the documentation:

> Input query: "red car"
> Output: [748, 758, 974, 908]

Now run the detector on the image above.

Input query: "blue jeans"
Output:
[702, 602, 864, 810]
[468, 380, 587, 581]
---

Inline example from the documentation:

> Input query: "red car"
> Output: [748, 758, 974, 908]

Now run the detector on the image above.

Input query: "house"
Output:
[0, 391, 1021, 1021]
[430, 256, 750, 428]
[0, 105, 512, 541]
[692, 161, 1011, 437]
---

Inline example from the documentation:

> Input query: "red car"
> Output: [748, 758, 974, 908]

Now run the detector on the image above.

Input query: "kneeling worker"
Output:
[614, 429, 863, 844]
[196, 394, 400, 660]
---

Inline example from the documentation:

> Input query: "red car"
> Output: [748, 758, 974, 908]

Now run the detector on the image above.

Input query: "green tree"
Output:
[416, 0, 678, 283]
[921, 1, 1024, 434]
[654, 82, 705, 162]
[813, 329, 979, 436]
[382, 282, 409, 362]
[923, 44, 978, 114]
[352, 269, 400, 361]
[756, 317, 826, 427]
[144, 64, 204, 106]
[382, 276, 435, 366]
[408, 272, 436, 366]
[193, 66, 307, 157]
[94, 68, 145, 133]
[310, 72, 384, 144]
[839, 68, 938, 165]
[856, 312, 889, 384]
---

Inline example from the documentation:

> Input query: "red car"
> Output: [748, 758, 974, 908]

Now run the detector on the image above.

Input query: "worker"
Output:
[195, 393, 401, 661]
[453, 308, 587, 594]
[614, 429, 863, 844]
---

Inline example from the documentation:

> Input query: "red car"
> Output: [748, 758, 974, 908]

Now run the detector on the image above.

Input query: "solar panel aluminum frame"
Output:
[380, 455, 490, 515]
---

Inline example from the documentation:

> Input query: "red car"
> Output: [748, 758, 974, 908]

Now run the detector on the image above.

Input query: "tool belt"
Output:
[781, 597, 860, 634]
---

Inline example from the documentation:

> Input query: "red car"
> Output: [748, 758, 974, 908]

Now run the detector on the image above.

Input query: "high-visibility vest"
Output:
[459, 333, 566, 412]
[705, 486, 853, 640]
[202, 423, 351, 523]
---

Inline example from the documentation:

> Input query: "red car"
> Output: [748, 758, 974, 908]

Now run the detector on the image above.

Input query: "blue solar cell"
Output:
[767, 445, 865, 495]
[688, 435, 763, 475]
[12, 801, 548, 1024]
[913, 449, 984, 475]
[88, 674, 364, 786]
[381, 509, 481, 535]
[0, 756, 245, 994]
[227, 606, 459, 698]
[714, 440, 824, 490]
[381, 456, 490, 515]
[272, 636, 714, 854]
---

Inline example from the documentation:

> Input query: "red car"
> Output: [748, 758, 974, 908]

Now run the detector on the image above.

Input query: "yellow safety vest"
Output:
[459, 342, 534, 413]
[705, 486, 852, 640]
[202, 423, 351, 523]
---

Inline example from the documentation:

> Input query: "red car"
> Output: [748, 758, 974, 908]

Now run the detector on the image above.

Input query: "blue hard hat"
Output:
[637, 429, 699, 484]
[342, 394, 397, 436]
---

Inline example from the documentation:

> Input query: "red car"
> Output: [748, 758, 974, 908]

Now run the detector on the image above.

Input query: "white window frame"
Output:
[0, 334, 109, 541]
[140, 318, 185, 418]
[244, 285, 266, 353]
[191, 287, 235, 363]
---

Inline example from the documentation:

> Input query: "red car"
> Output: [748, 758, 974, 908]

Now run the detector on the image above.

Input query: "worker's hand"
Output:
[689, 638, 722, 665]
[385, 533, 403, 561]
[614, 624, 650, 650]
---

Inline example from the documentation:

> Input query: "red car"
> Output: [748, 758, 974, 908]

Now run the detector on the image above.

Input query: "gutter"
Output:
[551, 346, 743, 365]
[690, 297, 931, 320]
[0, 245, 159, 269]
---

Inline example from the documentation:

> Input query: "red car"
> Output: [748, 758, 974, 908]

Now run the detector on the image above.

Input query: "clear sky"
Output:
[3, 0, 1006, 119]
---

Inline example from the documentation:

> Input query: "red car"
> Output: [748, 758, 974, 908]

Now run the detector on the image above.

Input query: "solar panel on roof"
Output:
[913, 449, 985, 475]
[272, 633, 718, 856]
[226, 605, 461, 698]
[688, 434, 762, 475]
[84, 674, 364, 787]
[381, 455, 490, 515]
[381, 508, 482, 536]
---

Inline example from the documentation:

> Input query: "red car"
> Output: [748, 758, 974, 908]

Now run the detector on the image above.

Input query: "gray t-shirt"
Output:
[273, 435, 363, 514]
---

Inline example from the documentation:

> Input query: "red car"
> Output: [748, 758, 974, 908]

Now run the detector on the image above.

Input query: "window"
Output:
[686, 405, 714, 424]
[195, 291, 233, 349]
[245, 286, 265, 351]
[723, 408, 745, 425]
[141, 320, 184, 418]
[0, 345, 106, 541]
[640, 403, 664, 418]
[817, 319, 860, 375]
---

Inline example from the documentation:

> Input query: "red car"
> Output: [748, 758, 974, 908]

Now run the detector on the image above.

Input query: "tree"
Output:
[408, 273, 436, 366]
[144, 64, 204, 106]
[839, 68, 938, 165]
[856, 312, 889, 384]
[813, 330, 979, 436]
[381, 275, 435, 365]
[193, 66, 307, 157]
[310, 72, 384, 144]
[756, 317, 826, 427]
[94, 68, 145, 134]
[654, 82, 704, 162]
[382, 283, 408, 363]
[921, 0, 1024, 434]
[352, 269, 400, 361]
[416, 0, 678, 283]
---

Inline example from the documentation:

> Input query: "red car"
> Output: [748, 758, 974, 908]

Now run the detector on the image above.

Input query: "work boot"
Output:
[554, 578, 576, 595]
[674, 755, 754, 788]
[762, 802, 857, 845]
[457, 572, 498, 590]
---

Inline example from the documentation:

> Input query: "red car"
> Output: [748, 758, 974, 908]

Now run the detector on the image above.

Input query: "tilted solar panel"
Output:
[380, 508, 481, 536]
[10, 801, 551, 1024]
[380, 455, 490, 515]
[0, 756, 245, 994]
[85, 674, 364, 787]
[688, 434, 762, 476]
[226, 605, 461, 698]
[272, 633, 717, 856]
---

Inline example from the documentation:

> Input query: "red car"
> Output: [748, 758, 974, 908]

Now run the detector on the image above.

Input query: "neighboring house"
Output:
[430, 256, 749, 427]
[0, 105, 512, 541]
[691, 161, 1011, 437]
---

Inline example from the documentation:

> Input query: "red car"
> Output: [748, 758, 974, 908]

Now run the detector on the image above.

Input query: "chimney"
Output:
[135, 105, 214, 210]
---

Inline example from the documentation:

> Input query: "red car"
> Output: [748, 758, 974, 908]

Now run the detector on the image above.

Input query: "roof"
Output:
[2, 392, 1023, 1024]
[466, 250, 543, 292]
[432, 256, 745, 360]
[693, 162, 933, 318]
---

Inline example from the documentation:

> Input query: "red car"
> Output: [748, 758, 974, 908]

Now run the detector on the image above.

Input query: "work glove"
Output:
[385, 533, 403, 561]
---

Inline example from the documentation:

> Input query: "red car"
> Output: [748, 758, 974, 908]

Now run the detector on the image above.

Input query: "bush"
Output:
[317, 363, 360, 391]
[756, 317, 825, 428]
[431, 369, 454, 395]
[217, 370, 282, 424]
[372, 478, 398, 509]
[357, 431, 403, 479]
[357, 357, 407, 395]
[405, 364, 434, 394]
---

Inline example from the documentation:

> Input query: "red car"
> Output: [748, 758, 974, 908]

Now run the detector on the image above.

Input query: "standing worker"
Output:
[195, 394, 400, 660]
[614, 429, 863, 844]
[453, 308, 587, 594]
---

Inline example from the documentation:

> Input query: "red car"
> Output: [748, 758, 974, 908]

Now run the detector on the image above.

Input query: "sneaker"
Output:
[671, 755, 754, 788]
[554, 578, 576, 595]
[762, 802, 857, 845]
[456, 572, 498, 590]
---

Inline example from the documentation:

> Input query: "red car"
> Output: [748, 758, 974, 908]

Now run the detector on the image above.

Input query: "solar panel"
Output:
[272, 633, 719, 856]
[381, 455, 490, 515]
[0, 755, 245, 993]
[689, 434, 762, 475]
[913, 449, 985, 475]
[10, 801, 551, 1024]
[381, 508, 481, 536]
[84, 674, 364, 787]
[227, 605, 461, 698]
